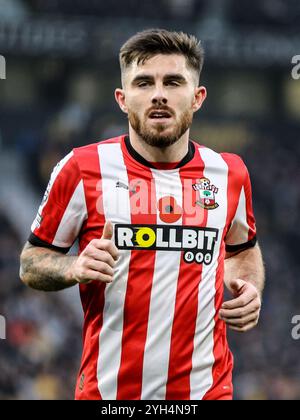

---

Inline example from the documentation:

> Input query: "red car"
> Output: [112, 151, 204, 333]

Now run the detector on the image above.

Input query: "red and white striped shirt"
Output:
[29, 135, 257, 400]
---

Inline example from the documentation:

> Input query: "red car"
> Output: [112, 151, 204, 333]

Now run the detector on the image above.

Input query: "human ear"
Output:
[115, 89, 128, 114]
[192, 86, 207, 112]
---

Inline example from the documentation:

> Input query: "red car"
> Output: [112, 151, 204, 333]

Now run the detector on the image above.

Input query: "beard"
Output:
[128, 108, 193, 149]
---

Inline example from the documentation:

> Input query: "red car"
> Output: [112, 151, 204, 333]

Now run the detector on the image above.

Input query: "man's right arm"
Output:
[20, 242, 78, 291]
[20, 221, 119, 292]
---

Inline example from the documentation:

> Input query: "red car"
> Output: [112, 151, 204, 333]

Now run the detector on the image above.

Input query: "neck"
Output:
[128, 126, 190, 163]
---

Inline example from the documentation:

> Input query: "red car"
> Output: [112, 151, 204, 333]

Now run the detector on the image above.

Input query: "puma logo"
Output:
[116, 180, 140, 194]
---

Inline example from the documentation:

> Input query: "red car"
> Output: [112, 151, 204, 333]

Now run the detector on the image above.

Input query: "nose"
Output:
[151, 85, 168, 105]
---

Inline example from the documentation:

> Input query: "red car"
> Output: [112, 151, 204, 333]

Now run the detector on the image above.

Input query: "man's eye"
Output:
[165, 81, 180, 86]
[138, 82, 150, 87]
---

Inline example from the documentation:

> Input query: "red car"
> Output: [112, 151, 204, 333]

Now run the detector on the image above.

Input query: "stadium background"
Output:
[0, 0, 300, 400]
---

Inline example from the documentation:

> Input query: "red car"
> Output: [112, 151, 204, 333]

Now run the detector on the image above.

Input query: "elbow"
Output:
[19, 251, 32, 288]
[19, 266, 28, 286]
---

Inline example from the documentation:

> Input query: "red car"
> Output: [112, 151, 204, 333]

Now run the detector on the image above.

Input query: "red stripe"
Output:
[203, 153, 243, 400]
[73, 142, 109, 400]
[220, 153, 246, 240]
[34, 154, 81, 244]
[202, 242, 234, 400]
[75, 283, 106, 400]
[244, 169, 257, 241]
[220, 154, 256, 243]
[116, 144, 157, 399]
[165, 147, 207, 400]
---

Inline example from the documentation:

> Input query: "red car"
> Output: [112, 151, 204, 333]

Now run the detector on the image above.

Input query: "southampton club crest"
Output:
[193, 177, 219, 210]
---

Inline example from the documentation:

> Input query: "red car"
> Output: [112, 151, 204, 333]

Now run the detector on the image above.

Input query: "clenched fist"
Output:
[219, 278, 261, 333]
[69, 221, 119, 284]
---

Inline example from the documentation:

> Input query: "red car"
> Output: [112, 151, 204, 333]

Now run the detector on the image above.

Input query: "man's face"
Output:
[115, 54, 206, 148]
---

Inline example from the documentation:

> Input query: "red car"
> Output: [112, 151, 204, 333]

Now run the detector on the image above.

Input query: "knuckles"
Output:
[85, 239, 119, 258]
[80, 247, 116, 266]
[237, 309, 246, 318]
[238, 319, 259, 333]
[72, 239, 118, 285]
[238, 298, 247, 307]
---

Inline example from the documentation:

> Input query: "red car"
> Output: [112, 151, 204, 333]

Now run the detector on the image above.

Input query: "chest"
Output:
[97, 164, 231, 231]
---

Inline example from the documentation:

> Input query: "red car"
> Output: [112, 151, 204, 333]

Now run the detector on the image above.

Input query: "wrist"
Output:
[64, 256, 79, 285]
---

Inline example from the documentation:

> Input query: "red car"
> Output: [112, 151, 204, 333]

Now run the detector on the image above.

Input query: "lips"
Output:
[148, 110, 172, 119]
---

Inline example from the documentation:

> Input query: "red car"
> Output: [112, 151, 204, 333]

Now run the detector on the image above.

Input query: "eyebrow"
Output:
[131, 73, 188, 85]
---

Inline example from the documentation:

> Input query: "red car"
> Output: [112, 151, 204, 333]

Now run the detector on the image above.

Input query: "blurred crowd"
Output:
[1, 0, 300, 401]
[2, 0, 300, 27]
[230, 130, 300, 400]
[0, 211, 82, 399]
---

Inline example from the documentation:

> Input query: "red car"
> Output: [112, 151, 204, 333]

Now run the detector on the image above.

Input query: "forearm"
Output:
[20, 243, 78, 291]
[224, 244, 265, 297]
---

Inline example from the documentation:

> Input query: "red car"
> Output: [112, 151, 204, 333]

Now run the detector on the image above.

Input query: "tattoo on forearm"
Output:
[20, 245, 77, 291]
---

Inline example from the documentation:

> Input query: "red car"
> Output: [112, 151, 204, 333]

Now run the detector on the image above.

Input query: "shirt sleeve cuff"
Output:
[28, 232, 71, 254]
[225, 236, 257, 253]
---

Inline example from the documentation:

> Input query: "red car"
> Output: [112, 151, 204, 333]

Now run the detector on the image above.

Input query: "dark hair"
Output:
[119, 29, 204, 81]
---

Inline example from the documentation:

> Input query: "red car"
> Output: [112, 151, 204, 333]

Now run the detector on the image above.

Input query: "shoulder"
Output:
[220, 152, 247, 173]
[73, 136, 123, 157]
[193, 142, 246, 169]
[71, 136, 124, 171]
[192, 142, 248, 184]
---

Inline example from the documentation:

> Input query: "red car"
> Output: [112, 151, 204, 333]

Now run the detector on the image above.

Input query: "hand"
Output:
[69, 221, 119, 284]
[219, 278, 261, 333]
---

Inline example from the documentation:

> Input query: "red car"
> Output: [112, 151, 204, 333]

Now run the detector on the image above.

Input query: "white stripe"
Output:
[97, 143, 131, 400]
[141, 169, 182, 400]
[52, 180, 87, 248]
[190, 148, 228, 400]
[225, 186, 249, 246]
[31, 152, 74, 232]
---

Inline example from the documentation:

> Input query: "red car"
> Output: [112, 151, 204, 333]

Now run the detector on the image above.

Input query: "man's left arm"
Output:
[219, 243, 265, 332]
